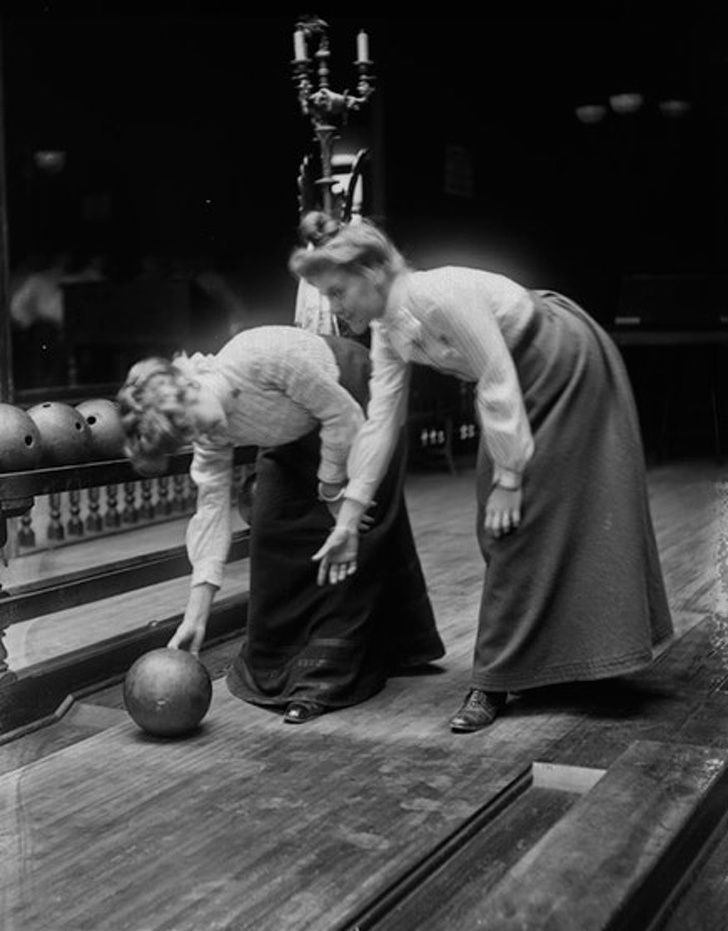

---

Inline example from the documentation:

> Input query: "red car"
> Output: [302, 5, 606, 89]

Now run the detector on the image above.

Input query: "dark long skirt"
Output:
[472, 291, 673, 693]
[226, 336, 444, 711]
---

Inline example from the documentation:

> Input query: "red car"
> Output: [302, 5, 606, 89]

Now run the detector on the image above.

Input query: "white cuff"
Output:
[318, 482, 346, 503]
[342, 477, 375, 508]
[492, 467, 523, 490]
[190, 560, 224, 589]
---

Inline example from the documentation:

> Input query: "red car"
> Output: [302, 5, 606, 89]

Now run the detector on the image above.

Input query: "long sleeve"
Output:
[264, 344, 364, 485]
[185, 442, 234, 589]
[345, 323, 411, 506]
[429, 279, 534, 485]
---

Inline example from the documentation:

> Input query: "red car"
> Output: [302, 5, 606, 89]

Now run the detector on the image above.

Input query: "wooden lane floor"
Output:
[0, 677, 581, 931]
[5, 639, 728, 930]
[2, 457, 728, 928]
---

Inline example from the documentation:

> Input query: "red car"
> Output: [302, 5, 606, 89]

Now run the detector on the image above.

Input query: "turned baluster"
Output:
[104, 484, 121, 528]
[47, 492, 64, 541]
[122, 482, 138, 524]
[18, 511, 36, 548]
[67, 488, 84, 537]
[139, 478, 155, 521]
[156, 475, 172, 516]
[85, 486, 103, 532]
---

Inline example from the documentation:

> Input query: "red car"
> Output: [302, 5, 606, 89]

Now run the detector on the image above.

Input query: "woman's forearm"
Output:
[186, 581, 217, 619]
[336, 496, 367, 532]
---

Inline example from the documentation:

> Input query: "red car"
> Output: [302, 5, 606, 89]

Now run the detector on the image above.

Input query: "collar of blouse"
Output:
[379, 278, 424, 361]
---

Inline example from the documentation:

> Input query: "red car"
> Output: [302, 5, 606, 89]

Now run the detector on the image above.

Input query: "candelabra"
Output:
[291, 16, 375, 218]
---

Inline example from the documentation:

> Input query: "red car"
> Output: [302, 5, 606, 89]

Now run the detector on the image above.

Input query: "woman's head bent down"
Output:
[290, 212, 407, 334]
[117, 357, 224, 475]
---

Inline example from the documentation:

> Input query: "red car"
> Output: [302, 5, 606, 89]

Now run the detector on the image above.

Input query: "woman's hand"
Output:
[167, 583, 216, 656]
[167, 614, 208, 657]
[484, 486, 523, 538]
[312, 525, 360, 586]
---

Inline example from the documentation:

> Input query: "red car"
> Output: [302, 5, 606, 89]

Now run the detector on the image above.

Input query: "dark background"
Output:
[1, 10, 726, 376]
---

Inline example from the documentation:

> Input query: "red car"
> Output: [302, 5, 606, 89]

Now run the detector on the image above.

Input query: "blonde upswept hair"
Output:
[289, 211, 407, 282]
[116, 357, 191, 475]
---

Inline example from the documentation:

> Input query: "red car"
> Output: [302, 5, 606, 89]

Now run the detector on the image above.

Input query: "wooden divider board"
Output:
[387, 741, 728, 931]
[483, 740, 728, 931]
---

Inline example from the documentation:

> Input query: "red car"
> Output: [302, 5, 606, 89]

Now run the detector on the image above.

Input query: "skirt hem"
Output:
[471, 648, 661, 693]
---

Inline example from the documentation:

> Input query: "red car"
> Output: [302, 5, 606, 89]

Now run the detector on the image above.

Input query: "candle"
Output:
[356, 30, 370, 63]
[293, 29, 307, 61]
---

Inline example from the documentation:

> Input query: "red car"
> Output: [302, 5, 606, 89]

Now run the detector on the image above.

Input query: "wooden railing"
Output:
[5, 463, 199, 558]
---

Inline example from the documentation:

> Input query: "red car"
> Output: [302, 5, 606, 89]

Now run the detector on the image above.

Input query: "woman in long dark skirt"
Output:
[290, 213, 674, 733]
[227, 335, 441, 716]
[117, 326, 443, 724]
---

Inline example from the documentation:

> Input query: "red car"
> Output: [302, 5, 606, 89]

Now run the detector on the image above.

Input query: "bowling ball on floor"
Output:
[0, 403, 43, 472]
[27, 401, 93, 466]
[123, 647, 213, 738]
[76, 397, 126, 460]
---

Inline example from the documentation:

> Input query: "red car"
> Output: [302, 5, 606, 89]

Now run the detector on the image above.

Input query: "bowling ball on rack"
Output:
[0, 402, 43, 472]
[123, 647, 213, 738]
[27, 400, 93, 467]
[76, 398, 126, 460]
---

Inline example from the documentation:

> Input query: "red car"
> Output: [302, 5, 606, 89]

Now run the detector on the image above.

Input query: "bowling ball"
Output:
[123, 647, 213, 738]
[0, 403, 43, 472]
[27, 401, 93, 467]
[76, 398, 126, 460]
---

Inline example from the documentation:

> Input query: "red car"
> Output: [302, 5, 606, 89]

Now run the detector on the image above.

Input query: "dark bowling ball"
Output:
[0, 403, 43, 472]
[123, 647, 213, 737]
[76, 398, 126, 460]
[27, 401, 93, 466]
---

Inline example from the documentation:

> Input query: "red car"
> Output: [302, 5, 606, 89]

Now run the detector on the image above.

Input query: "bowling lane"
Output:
[2, 460, 724, 928]
[1, 670, 585, 931]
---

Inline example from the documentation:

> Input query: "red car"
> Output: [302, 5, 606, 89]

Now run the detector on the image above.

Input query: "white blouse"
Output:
[346, 266, 536, 506]
[182, 326, 364, 588]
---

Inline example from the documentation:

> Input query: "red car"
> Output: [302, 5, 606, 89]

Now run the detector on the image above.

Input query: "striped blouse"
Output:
[182, 326, 364, 588]
[345, 266, 536, 506]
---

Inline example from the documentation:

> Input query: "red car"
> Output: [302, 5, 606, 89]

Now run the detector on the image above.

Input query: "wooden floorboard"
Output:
[0, 702, 127, 778]
[1, 457, 727, 929]
[1, 682, 548, 931]
[365, 784, 579, 931]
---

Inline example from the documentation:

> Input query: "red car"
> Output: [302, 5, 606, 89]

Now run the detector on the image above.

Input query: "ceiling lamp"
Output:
[608, 92, 645, 115]
[33, 150, 66, 173]
[658, 99, 691, 118]
[575, 104, 608, 125]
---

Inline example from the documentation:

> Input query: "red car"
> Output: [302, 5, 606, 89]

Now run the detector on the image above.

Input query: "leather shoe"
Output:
[449, 689, 506, 733]
[283, 701, 325, 724]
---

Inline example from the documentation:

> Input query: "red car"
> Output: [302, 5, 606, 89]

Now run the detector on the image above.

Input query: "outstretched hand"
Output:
[484, 486, 523, 538]
[312, 525, 359, 586]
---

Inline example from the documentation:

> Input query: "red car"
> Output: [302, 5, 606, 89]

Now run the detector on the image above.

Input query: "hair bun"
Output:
[299, 211, 341, 247]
